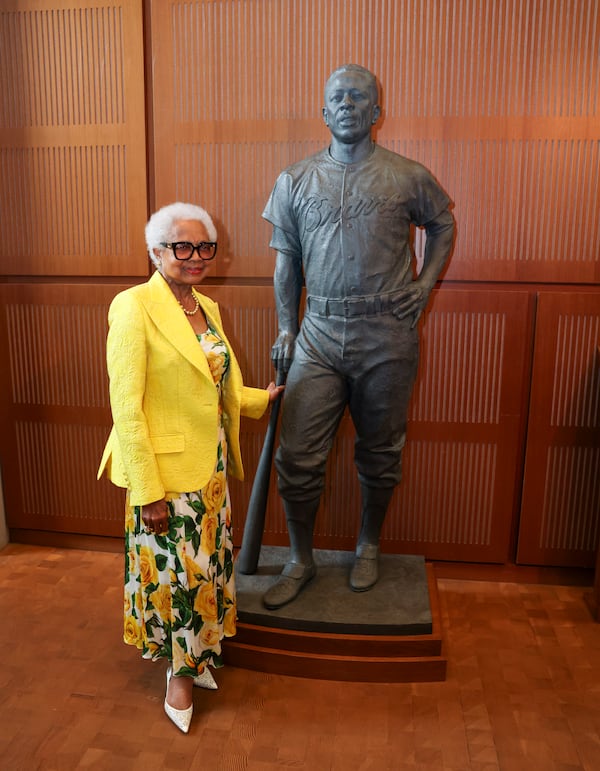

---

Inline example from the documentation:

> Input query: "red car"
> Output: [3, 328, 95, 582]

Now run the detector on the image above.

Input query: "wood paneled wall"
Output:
[0, 1, 148, 276]
[150, 0, 599, 283]
[0, 0, 598, 568]
[0, 284, 126, 535]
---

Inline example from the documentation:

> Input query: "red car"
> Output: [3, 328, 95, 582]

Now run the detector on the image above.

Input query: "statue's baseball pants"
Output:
[275, 298, 419, 502]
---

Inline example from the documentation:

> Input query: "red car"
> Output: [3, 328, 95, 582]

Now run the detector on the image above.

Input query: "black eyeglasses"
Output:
[161, 241, 218, 261]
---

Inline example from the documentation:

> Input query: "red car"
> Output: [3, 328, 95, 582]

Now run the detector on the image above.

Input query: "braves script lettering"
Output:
[301, 194, 407, 232]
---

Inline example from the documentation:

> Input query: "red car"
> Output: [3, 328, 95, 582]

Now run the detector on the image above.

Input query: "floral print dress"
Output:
[123, 324, 235, 676]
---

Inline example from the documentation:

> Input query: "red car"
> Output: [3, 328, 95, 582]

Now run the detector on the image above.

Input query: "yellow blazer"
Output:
[97, 271, 269, 506]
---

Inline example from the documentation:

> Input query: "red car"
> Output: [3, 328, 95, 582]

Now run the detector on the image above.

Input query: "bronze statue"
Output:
[262, 64, 455, 609]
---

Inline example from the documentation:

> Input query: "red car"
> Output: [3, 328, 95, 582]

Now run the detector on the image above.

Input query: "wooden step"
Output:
[224, 641, 447, 682]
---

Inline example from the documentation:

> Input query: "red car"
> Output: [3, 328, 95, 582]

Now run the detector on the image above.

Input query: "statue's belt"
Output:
[306, 292, 404, 318]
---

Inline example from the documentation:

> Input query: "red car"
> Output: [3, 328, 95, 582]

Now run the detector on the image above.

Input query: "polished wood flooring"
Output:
[1, 543, 599, 771]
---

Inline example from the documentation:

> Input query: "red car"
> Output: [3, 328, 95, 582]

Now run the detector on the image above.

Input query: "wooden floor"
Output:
[1, 544, 599, 771]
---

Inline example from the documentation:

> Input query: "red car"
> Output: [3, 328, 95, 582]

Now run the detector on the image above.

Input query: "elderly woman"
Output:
[98, 202, 283, 733]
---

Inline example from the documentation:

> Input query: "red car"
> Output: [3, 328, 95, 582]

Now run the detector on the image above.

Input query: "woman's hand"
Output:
[266, 381, 285, 403]
[141, 499, 169, 535]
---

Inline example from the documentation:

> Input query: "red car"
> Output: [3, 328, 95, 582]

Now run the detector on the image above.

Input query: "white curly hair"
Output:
[145, 202, 218, 267]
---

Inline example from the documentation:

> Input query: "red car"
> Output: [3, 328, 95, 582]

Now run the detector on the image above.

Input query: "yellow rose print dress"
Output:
[123, 325, 236, 676]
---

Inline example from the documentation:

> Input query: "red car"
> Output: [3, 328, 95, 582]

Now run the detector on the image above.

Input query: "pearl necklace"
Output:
[178, 293, 200, 316]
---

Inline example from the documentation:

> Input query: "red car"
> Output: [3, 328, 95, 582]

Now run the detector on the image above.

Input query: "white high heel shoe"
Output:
[193, 667, 218, 690]
[164, 667, 193, 733]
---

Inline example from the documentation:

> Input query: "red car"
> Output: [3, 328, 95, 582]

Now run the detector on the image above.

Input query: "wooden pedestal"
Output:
[224, 564, 446, 682]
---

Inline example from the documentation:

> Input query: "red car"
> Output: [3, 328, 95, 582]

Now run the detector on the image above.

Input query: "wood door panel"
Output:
[517, 290, 600, 567]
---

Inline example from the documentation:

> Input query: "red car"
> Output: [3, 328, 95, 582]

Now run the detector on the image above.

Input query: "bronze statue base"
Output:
[235, 545, 432, 635]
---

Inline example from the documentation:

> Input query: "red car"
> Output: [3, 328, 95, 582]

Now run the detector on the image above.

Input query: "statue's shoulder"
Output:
[373, 144, 425, 173]
[278, 147, 330, 181]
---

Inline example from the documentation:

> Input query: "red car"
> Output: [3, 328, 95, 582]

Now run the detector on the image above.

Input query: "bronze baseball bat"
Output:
[236, 369, 285, 574]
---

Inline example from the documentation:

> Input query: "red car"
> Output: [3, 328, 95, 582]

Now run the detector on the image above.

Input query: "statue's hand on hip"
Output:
[271, 331, 297, 375]
[391, 282, 433, 328]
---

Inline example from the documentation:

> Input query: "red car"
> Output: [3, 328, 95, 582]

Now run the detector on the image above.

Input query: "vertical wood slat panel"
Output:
[167, 136, 600, 281]
[410, 309, 505, 424]
[9, 282, 594, 567]
[0, 5, 125, 127]
[151, 0, 599, 282]
[0, 146, 129, 269]
[173, 141, 324, 276]
[0, 284, 128, 536]
[14, 421, 125, 530]
[0, 1, 148, 276]
[165, 0, 599, 121]
[551, 314, 600, 428]
[6, 303, 110, 409]
[222, 287, 530, 564]
[384, 137, 600, 281]
[306, 288, 532, 562]
[166, 135, 600, 281]
[517, 291, 600, 567]
[397, 441, 497, 547]
[541, 446, 599, 552]
[0, 282, 530, 563]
